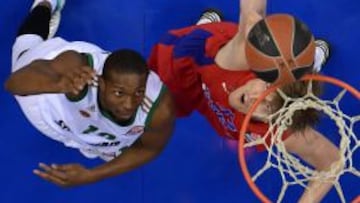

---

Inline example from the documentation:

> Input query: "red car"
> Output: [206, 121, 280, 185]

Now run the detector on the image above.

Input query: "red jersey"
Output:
[149, 22, 269, 140]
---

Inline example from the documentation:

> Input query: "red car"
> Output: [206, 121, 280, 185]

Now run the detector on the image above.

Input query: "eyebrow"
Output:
[112, 85, 146, 92]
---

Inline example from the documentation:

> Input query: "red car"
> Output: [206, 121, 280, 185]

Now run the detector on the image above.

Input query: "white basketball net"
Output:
[244, 81, 359, 203]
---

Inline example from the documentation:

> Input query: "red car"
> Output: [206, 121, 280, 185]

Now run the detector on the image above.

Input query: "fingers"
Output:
[64, 66, 98, 94]
[33, 163, 68, 187]
[71, 67, 94, 89]
[33, 162, 92, 188]
[78, 66, 98, 86]
[52, 163, 80, 171]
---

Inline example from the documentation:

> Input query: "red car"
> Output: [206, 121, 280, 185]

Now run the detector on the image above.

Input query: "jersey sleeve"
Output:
[148, 26, 206, 117]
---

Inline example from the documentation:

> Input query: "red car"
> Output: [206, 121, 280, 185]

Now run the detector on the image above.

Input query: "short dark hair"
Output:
[270, 80, 323, 131]
[103, 49, 148, 80]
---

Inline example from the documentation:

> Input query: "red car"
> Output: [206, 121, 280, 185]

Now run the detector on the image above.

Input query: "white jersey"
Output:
[12, 37, 164, 161]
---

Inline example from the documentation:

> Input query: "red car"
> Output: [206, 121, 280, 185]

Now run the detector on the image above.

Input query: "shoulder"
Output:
[144, 71, 164, 100]
[145, 87, 175, 130]
[138, 87, 175, 149]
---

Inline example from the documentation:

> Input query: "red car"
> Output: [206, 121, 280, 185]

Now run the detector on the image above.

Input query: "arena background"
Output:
[0, 0, 358, 202]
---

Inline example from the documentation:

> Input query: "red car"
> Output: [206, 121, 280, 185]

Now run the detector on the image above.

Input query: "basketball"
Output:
[245, 14, 315, 84]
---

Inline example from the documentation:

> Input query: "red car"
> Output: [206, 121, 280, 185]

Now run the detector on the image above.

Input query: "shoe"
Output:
[48, 0, 66, 38]
[31, 0, 66, 39]
[196, 8, 224, 25]
[313, 39, 330, 72]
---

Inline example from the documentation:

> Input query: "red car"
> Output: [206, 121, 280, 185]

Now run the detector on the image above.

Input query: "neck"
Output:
[97, 90, 136, 126]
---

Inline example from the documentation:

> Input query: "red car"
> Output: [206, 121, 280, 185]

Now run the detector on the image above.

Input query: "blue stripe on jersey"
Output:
[159, 32, 179, 45]
[160, 29, 215, 66]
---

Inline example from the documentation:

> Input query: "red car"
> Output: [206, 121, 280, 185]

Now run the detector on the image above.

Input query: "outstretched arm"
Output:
[284, 127, 341, 202]
[4, 51, 96, 96]
[33, 89, 176, 187]
[216, 0, 267, 70]
[90, 89, 175, 181]
[238, 0, 267, 40]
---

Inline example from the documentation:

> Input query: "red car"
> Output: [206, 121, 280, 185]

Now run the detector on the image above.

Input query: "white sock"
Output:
[196, 18, 213, 25]
[48, 0, 59, 13]
[313, 46, 325, 72]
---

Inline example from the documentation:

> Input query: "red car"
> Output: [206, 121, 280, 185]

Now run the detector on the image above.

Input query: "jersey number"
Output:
[82, 125, 116, 140]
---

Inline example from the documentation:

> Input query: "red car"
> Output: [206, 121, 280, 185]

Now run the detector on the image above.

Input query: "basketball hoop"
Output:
[238, 74, 359, 203]
[352, 195, 360, 203]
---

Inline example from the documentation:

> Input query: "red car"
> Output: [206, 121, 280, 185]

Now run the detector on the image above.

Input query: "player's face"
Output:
[229, 78, 275, 122]
[99, 72, 147, 122]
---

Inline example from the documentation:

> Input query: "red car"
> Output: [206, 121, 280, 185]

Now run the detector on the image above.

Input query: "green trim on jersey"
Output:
[145, 85, 167, 128]
[66, 53, 94, 102]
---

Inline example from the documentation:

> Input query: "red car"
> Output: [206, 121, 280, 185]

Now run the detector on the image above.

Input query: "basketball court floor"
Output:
[0, 0, 358, 202]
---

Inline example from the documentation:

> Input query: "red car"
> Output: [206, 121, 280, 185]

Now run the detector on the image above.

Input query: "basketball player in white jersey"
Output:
[5, 0, 175, 187]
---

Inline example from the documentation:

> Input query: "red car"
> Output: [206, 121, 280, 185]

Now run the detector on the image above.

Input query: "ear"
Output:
[98, 75, 106, 91]
[228, 87, 244, 111]
[251, 113, 269, 123]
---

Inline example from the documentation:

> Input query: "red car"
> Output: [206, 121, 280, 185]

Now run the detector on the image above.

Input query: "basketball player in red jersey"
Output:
[149, 0, 339, 202]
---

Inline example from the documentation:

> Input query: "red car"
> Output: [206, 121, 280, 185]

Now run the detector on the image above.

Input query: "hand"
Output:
[244, 11, 263, 37]
[56, 66, 98, 95]
[33, 162, 95, 187]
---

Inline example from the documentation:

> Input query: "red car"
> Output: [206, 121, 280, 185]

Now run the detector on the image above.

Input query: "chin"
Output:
[251, 114, 268, 122]
[118, 116, 131, 121]
[115, 114, 133, 121]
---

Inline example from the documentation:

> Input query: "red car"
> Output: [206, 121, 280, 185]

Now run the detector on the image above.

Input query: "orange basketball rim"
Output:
[238, 74, 360, 203]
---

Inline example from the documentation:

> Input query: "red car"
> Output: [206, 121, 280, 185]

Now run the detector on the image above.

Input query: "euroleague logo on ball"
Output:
[245, 14, 315, 85]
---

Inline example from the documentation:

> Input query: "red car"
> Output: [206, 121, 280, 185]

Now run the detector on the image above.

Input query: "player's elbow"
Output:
[4, 75, 30, 96]
[4, 76, 19, 95]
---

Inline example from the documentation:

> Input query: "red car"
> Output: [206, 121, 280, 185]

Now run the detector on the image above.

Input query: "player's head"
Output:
[229, 79, 321, 131]
[229, 78, 273, 121]
[99, 49, 149, 123]
[270, 80, 322, 131]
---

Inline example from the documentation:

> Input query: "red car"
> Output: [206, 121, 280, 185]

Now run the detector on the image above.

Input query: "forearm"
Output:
[298, 159, 343, 203]
[299, 144, 342, 202]
[298, 179, 335, 203]
[5, 60, 62, 95]
[90, 142, 162, 182]
[239, 0, 267, 38]
[285, 128, 342, 202]
[219, 0, 267, 71]
[240, 0, 267, 18]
